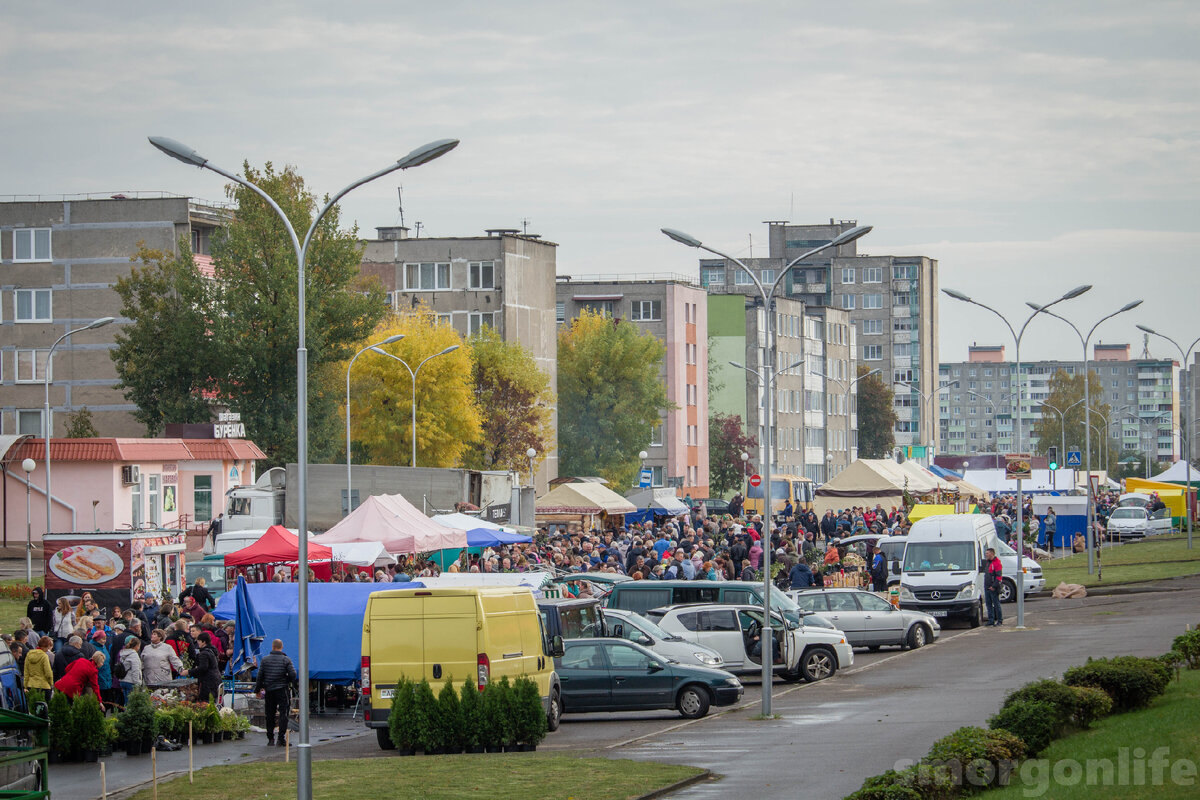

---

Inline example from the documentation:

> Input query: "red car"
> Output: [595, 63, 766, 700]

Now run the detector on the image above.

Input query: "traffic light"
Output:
[1047, 446, 1058, 471]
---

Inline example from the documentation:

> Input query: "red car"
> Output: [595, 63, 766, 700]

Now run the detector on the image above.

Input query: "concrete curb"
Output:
[632, 769, 714, 800]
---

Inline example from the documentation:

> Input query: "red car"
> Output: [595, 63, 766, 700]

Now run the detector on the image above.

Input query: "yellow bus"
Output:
[744, 474, 816, 517]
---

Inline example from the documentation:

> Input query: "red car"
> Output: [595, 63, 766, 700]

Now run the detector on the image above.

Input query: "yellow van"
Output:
[361, 586, 564, 749]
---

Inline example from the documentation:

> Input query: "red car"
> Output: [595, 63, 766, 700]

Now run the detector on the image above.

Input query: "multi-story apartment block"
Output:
[360, 227, 559, 490]
[701, 220, 939, 459]
[0, 195, 225, 438]
[938, 343, 1180, 464]
[555, 277, 709, 497]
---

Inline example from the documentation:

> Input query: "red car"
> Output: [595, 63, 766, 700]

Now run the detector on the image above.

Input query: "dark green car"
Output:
[556, 638, 743, 719]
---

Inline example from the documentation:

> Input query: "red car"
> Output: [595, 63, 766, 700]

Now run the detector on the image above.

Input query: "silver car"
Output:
[603, 608, 725, 669]
[788, 588, 940, 651]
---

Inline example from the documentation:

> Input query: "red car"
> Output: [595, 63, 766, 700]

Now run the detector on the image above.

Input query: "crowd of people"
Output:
[16, 579, 227, 709]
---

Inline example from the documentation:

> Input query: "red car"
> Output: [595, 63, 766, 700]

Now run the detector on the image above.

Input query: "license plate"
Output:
[378, 688, 394, 699]
[928, 610, 948, 618]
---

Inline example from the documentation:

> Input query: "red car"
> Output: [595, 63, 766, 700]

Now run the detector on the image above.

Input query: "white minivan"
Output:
[895, 515, 1043, 626]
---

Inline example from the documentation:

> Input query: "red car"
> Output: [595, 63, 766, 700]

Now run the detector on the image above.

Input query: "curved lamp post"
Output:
[44, 316, 114, 536]
[150, 134, 458, 800]
[22, 458, 36, 581]
[387, 345, 461, 468]
[664, 223, 870, 714]
[1135, 324, 1200, 550]
[345, 334, 406, 510]
[813, 367, 881, 469]
[895, 379, 957, 464]
[942, 284, 1091, 628]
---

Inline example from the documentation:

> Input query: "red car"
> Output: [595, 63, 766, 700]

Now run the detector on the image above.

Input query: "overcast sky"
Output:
[5, 0, 1197, 363]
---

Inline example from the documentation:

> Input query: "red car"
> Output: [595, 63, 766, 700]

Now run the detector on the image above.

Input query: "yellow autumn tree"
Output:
[344, 308, 482, 468]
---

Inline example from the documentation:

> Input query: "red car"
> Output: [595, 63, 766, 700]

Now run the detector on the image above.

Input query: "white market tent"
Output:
[430, 512, 516, 533]
[1151, 460, 1199, 485]
[624, 488, 689, 515]
[415, 571, 555, 590]
[329, 541, 396, 567]
[314, 494, 467, 554]
[815, 459, 965, 515]
[962, 468, 1079, 494]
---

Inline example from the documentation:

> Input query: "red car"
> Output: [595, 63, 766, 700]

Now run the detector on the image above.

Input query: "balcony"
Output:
[892, 279, 911, 292]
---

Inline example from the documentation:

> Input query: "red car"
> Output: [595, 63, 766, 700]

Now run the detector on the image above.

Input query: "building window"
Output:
[841, 267, 856, 284]
[403, 262, 451, 291]
[700, 266, 725, 286]
[468, 261, 495, 290]
[840, 294, 855, 310]
[631, 300, 662, 321]
[468, 311, 495, 335]
[893, 343, 912, 358]
[148, 474, 161, 526]
[894, 318, 913, 333]
[761, 269, 777, 285]
[861, 319, 883, 335]
[436, 313, 452, 325]
[555, 301, 565, 324]
[892, 264, 917, 280]
[651, 466, 665, 487]
[894, 369, 915, 383]
[650, 424, 664, 446]
[14, 289, 52, 323]
[191, 227, 211, 256]
[17, 410, 44, 437]
[893, 293, 914, 306]
[733, 269, 754, 286]
[16, 350, 50, 383]
[13, 228, 52, 262]
[862, 267, 882, 283]
[131, 478, 143, 529]
[193, 475, 213, 522]
[863, 294, 883, 309]
[863, 345, 883, 361]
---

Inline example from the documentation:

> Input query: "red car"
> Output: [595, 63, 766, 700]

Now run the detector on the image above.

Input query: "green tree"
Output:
[709, 412, 756, 497]
[345, 310, 481, 468]
[209, 162, 387, 467]
[1030, 369, 1112, 474]
[856, 365, 897, 459]
[558, 310, 672, 487]
[459, 326, 555, 474]
[111, 244, 219, 436]
[63, 406, 99, 438]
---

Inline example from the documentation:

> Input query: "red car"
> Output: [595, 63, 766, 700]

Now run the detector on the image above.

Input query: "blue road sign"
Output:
[639, 468, 652, 488]
[1066, 449, 1082, 468]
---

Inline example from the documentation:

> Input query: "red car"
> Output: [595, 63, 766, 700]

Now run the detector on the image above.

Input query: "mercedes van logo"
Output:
[930, 591, 942, 599]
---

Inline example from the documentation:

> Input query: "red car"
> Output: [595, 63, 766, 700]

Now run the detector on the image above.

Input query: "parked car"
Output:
[605, 579, 811, 626]
[787, 588, 940, 650]
[647, 603, 853, 683]
[185, 556, 228, 599]
[556, 638, 742, 719]
[837, 534, 906, 586]
[537, 597, 605, 640]
[602, 608, 725, 668]
[691, 497, 731, 516]
[1105, 506, 1172, 540]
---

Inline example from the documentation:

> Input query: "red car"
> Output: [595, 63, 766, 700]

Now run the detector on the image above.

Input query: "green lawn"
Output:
[0, 577, 40, 634]
[989, 668, 1200, 799]
[123, 754, 707, 800]
[1040, 535, 1200, 588]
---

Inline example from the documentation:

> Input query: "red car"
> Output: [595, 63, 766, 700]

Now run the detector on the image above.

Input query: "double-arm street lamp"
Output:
[942, 284, 1091, 629]
[813, 367, 881, 471]
[44, 316, 115, 536]
[1037, 397, 1085, 488]
[394, 345, 460, 468]
[896, 379, 956, 464]
[662, 222, 871, 714]
[345, 334, 406, 509]
[151, 134, 458, 800]
[1135, 325, 1199, 551]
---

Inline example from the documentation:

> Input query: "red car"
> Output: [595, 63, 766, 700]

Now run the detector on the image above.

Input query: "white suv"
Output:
[646, 603, 854, 683]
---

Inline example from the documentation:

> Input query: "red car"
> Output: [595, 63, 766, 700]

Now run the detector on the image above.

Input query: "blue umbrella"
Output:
[465, 528, 532, 547]
[225, 575, 266, 677]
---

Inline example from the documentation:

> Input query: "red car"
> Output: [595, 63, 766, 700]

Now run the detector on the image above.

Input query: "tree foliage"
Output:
[63, 407, 99, 439]
[345, 309, 481, 468]
[111, 244, 219, 436]
[856, 365, 897, 458]
[1030, 369, 1113, 474]
[459, 326, 554, 475]
[709, 412, 757, 498]
[558, 311, 672, 487]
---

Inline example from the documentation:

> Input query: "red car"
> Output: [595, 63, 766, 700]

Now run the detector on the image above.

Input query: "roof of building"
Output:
[13, 438, 266, 462]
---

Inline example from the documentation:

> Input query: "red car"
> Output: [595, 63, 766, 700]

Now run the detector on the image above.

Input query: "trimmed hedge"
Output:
[999, 678, 1112, 732]
[988, 699, 1059, 756]
[1062, 656, 1171, 711]
[923, 726, 1026, 791]
[387, 676, 417, 751]
[845, 765, 956, 800]
[1171, 628, 1200, 669]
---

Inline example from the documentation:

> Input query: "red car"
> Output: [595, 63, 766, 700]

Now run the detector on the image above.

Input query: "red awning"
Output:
[224, 525, 333, 566]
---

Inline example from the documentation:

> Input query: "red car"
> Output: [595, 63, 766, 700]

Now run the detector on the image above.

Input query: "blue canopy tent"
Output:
[428, 528, 532, 569]
[213, 582, 421, 682]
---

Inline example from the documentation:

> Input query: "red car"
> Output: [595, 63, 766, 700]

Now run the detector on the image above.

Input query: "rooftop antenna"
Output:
[748, 233, 753, 258]
[1141, 332, 1151, 359]
[414, 222, 424, 238]
[521, 218, 530, 235]
[396, 186, 405, 228]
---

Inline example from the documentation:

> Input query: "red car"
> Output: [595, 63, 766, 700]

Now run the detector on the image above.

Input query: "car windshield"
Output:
[1109, 508, 1145, 520]
[620, 612, 678, 641]
[903, 542, 976, 572]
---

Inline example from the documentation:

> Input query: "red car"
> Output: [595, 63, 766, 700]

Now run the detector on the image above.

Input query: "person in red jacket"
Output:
[54, 651, 105, 704]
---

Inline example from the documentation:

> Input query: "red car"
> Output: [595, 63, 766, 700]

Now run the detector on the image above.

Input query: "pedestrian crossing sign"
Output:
[1066, 449, 1082, 468]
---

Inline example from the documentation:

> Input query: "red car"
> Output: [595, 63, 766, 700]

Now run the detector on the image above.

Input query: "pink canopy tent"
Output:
[312, 494, 468, 555]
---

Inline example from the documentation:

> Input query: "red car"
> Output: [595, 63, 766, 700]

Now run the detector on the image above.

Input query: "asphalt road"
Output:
[602, 582, 1200, 799]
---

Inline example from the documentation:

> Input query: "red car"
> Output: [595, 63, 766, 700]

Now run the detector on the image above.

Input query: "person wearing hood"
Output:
[26, 588, 53, 639]
[52, 635, 84, 682]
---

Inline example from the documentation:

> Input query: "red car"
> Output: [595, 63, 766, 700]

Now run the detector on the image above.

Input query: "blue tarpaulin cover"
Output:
[213, 582, 422, 682]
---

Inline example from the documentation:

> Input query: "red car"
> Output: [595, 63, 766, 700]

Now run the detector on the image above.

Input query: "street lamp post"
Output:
[1037, 398, 1085, 491]
[814, 367, 881, 471]
[1034, 300, 1142, 572]
[151, 134, 458, 800]
[22, 458, 35, 582]
[345, 334, 406, 511]
[1135, 325, 1200, 550]
[942, 284, 1091, 629]
[527, 448, 538, 487]
[44, 316, 114, 536]
[387, 345, 461, 468]
[740, 452, 749, 497]
[895, 380, 955, 464]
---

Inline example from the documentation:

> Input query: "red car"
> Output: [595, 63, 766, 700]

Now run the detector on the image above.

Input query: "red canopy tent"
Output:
[224, 524, 333, 566]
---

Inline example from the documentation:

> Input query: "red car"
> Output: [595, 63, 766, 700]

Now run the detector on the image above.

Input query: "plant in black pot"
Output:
[387, 677, 417, 755]
[119, 689, 159, 756]
[479, 681, 504, 753]
[437, 679, 463, 754]
[47, 691, 74, 762]
[412, 679, 441, 754]
[512, 677, 548, 751]
[73, 693, 107, 763]
[459, 680, 484, 753]
[199, 703, 221, 744]
[493, 677, 517, 752]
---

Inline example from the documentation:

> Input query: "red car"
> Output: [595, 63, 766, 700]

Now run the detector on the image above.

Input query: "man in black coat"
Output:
[52, 635, 84, 681]
[188, 579, 216, 613]
[26, 588, 53, 638]
[255, 639, 298, 746]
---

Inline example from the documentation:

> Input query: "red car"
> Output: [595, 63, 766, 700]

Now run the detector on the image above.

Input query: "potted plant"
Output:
[218, 708, 235, 740]
[459, 680, 484, 753]
[412, 679, 441, 754]
[119, 689, 159, 756]
[387, 677, 417, 755]
[436, 680, 463, 753]
[102, 716, 118, 757]
[48, 691, 74, 762]
[512, 677, 548, 751]
[231, 713, 250, 739]
[73, 693, 107, 763]
[198, 702, 221, 744]
[479, 681, 505, 753]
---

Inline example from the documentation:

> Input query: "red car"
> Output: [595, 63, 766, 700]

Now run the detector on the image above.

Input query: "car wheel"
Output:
[969, 601, 983, 628]
[546, 689, 561, 731]
[779, 668, 804, 682]
[376, 727, 395, 750]
[867, 645, 882, 652]
[799, 646, 837, 682]
[999, 578, 1016, 604]
[676, 685, 711, 719]
[905, 623, 928, 650]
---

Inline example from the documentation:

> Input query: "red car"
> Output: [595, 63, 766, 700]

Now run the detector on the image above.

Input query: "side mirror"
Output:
[890, 560, 901, 573]
[647, 661, 664, 673]
[551, 635, 565, 658]
[611, 624, 624, 638]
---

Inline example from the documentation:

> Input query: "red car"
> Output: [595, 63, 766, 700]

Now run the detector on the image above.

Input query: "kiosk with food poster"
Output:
[44, 531, 188, 609]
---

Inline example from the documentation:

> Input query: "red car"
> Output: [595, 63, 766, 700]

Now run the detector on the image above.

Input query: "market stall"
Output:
[313, 494, 468, 554]
[623, 488, 689, 525]
[535, 482, 635, 531]
[44, 530, 187, 609]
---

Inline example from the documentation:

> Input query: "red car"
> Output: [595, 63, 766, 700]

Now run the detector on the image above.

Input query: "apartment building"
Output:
[0, 195, 224, 438]
[555, 277, 708, 496]
[359, 227, 559, 490]
[937, 343, 1180, 463]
